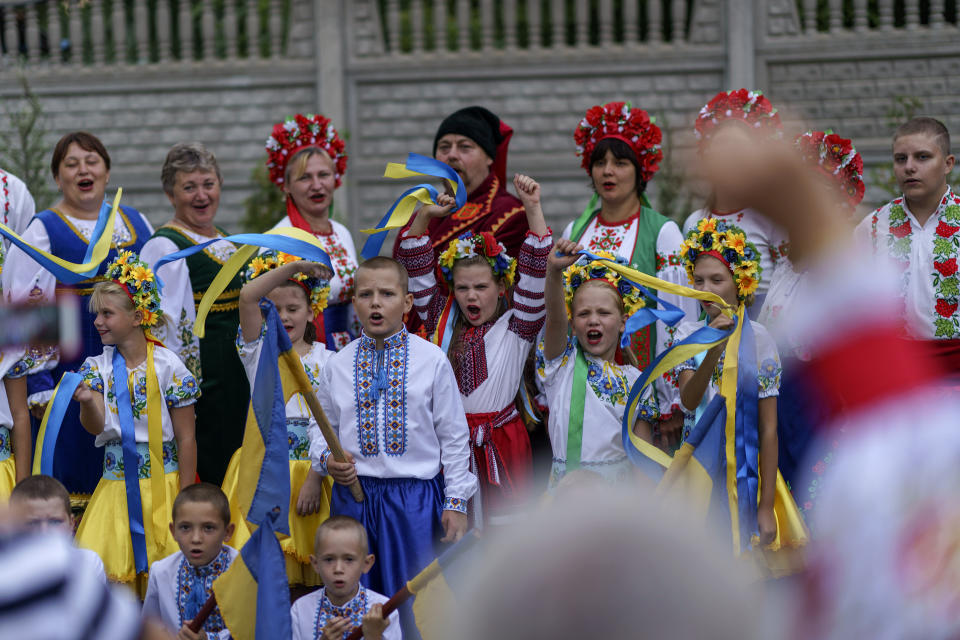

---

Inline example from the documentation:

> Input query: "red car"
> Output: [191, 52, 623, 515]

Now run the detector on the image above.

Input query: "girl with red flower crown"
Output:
[564, 101, 699, 453]
[684, 89, 791, 320]
[264, 113, 359, 352]
[396, 174, 552, 526]
[758, 130, 865, 525]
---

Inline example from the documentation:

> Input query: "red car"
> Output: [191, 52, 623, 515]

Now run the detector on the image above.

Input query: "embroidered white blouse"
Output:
[683, 208, 789, 298]
[290, 585, 400, 640]
[312, 328, 477, 512]
[140, 225, 240, 381]
[757, 258, 812, 361]
[141, 547, 238, 640]
[397, 230, 551, 413]
[535, 336, 656, 465]
[562, 213, 699, 415]
[77, 345, 200, 445]
[0, 169, 36, 242]
[236, 322, 332, 453]
[854, 188, 960, 339]
[0, 347, 25, 429]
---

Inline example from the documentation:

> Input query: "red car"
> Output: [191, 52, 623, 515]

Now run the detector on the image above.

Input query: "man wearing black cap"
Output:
[393, 106, 530, 260]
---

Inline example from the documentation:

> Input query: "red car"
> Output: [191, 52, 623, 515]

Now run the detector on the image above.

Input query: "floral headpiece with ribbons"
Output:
[574, 101, 663, 183]
[562, 251, 646, 319]
[107, 251, 162, 327]
[680, 218, 762, 300]
[265, 113, 348, 188]
[794, 130, 865, 211]
[438, 231, 517, 287]
[244, 250, 331, 317]
[694, 89, 782, 148]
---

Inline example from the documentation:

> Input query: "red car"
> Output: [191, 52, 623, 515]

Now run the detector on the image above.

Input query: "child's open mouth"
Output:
[586, 330, 603, 345]
[369, 312, 383, 325]
[465, 304, 482, 321]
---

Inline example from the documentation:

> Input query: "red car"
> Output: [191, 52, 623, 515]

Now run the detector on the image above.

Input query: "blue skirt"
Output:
[332, 474, 443, 640]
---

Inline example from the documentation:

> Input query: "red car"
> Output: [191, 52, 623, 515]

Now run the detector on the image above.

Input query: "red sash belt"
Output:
[466, 405, 521, 490]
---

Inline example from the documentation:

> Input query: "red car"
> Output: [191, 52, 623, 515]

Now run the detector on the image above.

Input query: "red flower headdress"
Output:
[694, 89, 782, 147]
[573, 101, 663, 183]
[265, 113, 347, 188]
[794, 130, 865, 211]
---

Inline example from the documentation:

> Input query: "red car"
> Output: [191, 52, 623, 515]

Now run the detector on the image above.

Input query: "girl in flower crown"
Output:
[71, 251, 200, 591]
[396, 174, 551, 525]
[221, 250, 334, 586]
[684, 89, 790, 318]
[538, 238, 660, 488]
[673, 218, 783, 546]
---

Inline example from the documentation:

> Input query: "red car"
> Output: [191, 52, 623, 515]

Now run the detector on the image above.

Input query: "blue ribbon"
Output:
[246, 299, 292, 533]
[150, 232, 334, 292]
[621, 322, 735, 468]
[734, 315, 760, 549]
[112, 347, 149, 574]
[34, 373, 83, 475]
[0, 200, 113, 284]
[360, 153, 467, 260]
[575, 250, 688, 347]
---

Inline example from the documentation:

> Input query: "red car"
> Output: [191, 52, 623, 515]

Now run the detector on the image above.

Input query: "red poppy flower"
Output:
[936, 298, 958, 318]
[891, 222, 912, 238]
[935, 258, 958, 277]
[480, 232, 502, 256]
[585, 105, 604, 127]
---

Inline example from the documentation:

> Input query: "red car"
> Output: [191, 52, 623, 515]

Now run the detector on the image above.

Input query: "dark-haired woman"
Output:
[561, 102, 698, 450]
[1, 131, 153, 496]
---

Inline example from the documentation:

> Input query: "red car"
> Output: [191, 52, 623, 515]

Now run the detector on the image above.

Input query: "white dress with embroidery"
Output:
[682, 208, 789, 298]
[140, 226, 240, 381]
[312, 329, 478, 511]
[0, 169, 36, 242]
[398, 231, 551, 411]
[854, 188, 960, 339]
[141, 547, 238, 640]
[290, 585, 400, 640]
[535, 336, 657, 486]
[561, 213, 699, 415]
[236, 323, 332, 453]
[757, 258, 812, 361]
[672, 319, 782, 440]
[77, 345, 200, 446]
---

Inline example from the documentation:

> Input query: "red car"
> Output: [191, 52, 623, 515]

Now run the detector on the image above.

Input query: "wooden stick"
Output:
[185, 593, 218, 633]
[344, 586, 412, 640]
[281, 350, 364, 502]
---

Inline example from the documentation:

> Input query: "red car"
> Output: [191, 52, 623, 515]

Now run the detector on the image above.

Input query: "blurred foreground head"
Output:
[455, 486, 770, 640]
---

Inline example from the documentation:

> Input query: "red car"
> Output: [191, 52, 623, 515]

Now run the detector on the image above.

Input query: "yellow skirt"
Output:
[75, 471, 181, 590]
[0, 456, 15, 502]
[749, 470, 809, 578]
[221, 451, 332, 586]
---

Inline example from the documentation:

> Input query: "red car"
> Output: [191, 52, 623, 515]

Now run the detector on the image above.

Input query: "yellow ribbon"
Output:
[192, 227, 332, 338]
[357, 163, 460, 235]
[143, 342, 167, 557]
[0, 188, 122, 277]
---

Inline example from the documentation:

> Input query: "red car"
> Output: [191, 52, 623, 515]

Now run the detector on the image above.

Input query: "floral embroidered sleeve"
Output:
[432, 357, 478, 510]
[535, 334, 575, 384]
[754, 324, 782, 398]
[507, 230, 552, 342]
[162, 352, 201, 409]
[78, 359, 105, 394]
[141, 237, 202, 382]
[396, 232, 446, 335]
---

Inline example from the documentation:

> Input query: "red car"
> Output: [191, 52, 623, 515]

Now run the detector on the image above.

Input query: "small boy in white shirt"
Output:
[9, 474, 107, 585]
[290, 516, 399, 640]
[142, 483, 237, 640]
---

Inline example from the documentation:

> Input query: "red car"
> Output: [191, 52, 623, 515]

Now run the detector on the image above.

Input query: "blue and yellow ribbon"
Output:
[151, 228, 333, 338]
[359, 153, 466, 260]
[33, 373, 84, 476]
[0, 191, 122, 283]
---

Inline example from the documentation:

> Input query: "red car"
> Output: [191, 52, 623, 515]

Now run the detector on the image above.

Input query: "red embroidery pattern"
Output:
[451, 324, 491, 396]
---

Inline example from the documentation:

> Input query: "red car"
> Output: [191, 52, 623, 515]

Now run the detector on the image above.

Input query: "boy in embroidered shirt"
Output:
[142, 483, 237, 640]
[290, 516, 399, 640]
[854, 117, 960, 355]
[313, 257, 477, 638]
[9, 474, 107, 584]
